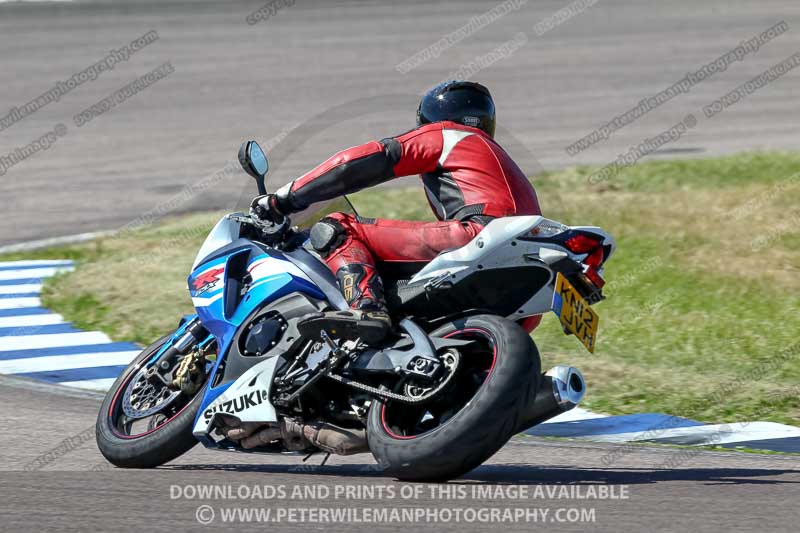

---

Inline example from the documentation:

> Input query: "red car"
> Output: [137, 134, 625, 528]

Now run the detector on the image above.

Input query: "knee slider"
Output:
[310, 217, 348, 257]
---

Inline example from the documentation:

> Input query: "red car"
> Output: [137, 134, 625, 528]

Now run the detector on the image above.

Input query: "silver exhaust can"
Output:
[514, 365, 586, 433]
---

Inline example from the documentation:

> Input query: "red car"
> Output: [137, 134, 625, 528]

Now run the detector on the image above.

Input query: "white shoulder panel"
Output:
[438, 129, 474, 166]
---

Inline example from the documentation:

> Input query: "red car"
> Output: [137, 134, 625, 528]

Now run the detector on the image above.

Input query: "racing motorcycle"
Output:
[96, 140, 615, 481]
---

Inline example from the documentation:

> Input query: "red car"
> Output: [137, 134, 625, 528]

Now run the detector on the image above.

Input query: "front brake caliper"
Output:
[171, 348, 207, 395]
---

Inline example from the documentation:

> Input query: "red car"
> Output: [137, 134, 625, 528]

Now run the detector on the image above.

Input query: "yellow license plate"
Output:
[551, 273, 600, 353]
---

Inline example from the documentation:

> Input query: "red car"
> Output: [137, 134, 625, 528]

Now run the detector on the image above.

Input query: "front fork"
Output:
[146, 317, 209, 387]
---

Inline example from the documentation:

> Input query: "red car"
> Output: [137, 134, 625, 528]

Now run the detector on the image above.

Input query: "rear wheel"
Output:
[96, 334, 211, 468]
[367, 315, 540, 481]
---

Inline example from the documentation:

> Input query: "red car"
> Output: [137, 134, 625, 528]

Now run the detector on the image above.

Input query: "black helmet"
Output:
[417, 80, 496, 137]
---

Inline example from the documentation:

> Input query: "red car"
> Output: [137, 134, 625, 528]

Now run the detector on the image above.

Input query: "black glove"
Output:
[249, 194, 286, 224]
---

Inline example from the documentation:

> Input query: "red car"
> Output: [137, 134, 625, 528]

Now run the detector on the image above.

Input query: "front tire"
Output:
[367, 315, 540, 481]
[96, 335, 205, 468]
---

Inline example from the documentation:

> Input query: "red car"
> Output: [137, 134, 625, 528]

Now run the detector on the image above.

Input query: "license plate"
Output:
[550, 273, 599, 353]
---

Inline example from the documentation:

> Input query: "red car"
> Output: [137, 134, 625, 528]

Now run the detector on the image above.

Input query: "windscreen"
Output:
[191, 215, 242, 270]
[289, 196, 356, 231]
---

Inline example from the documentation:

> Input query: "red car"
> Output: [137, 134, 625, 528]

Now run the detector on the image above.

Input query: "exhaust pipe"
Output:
[297, 421, 369, 456]
[222, 416, 369, 455]
[515, 366, 586, 433]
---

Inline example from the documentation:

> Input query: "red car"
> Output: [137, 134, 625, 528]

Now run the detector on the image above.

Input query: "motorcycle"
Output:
[96, 139, 615, 481]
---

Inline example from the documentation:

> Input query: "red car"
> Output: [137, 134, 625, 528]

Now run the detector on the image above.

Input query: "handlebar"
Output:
[227, 212, 292, 243]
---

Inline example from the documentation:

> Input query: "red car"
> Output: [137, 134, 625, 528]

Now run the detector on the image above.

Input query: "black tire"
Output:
[367, 314, 540, 481]
[96, 335, 204, 468]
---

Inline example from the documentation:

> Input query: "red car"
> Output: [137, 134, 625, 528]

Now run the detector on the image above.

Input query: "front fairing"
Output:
[189, 242, 325, 341]
[187, 234, 327, 443]
[187, 202, 354, 445]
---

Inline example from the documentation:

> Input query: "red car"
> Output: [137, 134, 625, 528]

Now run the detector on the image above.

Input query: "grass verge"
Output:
[9, 151, 800, 425]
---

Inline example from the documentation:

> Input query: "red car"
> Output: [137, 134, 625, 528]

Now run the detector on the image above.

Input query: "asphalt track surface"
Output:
[2, 2, 800, 531]
[2, 374, 799, 532]
[1, 0, 800, 245]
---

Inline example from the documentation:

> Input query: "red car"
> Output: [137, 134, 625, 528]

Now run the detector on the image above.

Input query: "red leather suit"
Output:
[278, 120, 543, 330]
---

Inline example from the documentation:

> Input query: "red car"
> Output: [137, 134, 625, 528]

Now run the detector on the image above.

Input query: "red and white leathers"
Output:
[276, 121, 544, 332]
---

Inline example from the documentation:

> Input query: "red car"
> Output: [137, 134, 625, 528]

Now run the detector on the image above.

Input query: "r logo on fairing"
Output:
[192, 266, 224, 295]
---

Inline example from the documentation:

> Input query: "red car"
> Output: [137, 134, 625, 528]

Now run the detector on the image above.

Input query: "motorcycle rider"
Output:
[252, 81, 543, 342]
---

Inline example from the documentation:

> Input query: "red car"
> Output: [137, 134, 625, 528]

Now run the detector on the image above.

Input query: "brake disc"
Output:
[122, 366, 182, 419]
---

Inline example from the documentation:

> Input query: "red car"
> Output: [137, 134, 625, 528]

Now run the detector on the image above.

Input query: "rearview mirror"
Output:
[238, 140, 269, 195]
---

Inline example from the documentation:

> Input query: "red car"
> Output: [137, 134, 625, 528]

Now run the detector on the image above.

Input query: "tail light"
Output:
[582, 249, 606, 288]
[564, 234, 602, 254]
[564, 234, 606, 289]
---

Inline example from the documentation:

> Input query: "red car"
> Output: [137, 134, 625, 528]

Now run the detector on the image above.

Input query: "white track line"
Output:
[571, 421, 800, 445]
[0, 260, 73, 268]
[0, 314, 64, 328]
[0, 331, 111, 352]
[543, 407, 608, 424]
[0, 267, 73, 281]
[0, 260, 125, 393]
[0, 1, 74, 4]
[58, 378, 117, 391]
[0, 350, 140, 373]
[0, 233, 110, 255]
[0, 297, 41, 309]
[650, 421, 800, 446]
[0, 284, 42, 294]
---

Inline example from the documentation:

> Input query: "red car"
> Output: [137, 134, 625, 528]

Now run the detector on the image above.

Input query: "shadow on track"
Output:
[162, 462, 800, 485]
[459, 465, 800, 485]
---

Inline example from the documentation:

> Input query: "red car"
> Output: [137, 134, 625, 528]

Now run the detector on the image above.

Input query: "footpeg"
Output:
[297, 310, 390, 345]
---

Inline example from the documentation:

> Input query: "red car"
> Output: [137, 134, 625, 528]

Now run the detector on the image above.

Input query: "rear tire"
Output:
[367, 315, 540, 481]
[96, 335, 204, 468]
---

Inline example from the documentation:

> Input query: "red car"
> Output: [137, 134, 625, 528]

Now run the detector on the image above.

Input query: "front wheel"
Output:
[96, 334, 211, 468]
[367, 315, 540, 481]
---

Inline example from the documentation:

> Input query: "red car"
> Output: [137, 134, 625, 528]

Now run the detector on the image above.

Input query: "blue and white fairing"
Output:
[184, 215, 326, 443]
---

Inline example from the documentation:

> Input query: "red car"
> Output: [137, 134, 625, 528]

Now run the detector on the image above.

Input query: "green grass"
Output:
[10, 151, 800, 425]
[535, 151, 800, 192]
[22, 213, 222, 343]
